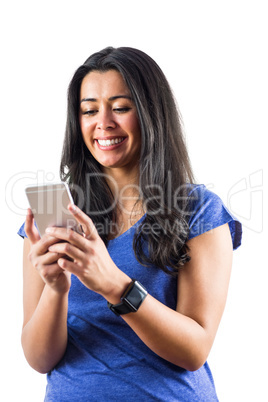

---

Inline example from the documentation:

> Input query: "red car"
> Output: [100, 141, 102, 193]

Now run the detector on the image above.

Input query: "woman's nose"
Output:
[97, 109, 116, 130]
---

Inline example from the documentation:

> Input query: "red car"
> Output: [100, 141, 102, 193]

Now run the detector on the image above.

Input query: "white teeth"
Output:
[97, 138, 124, 147]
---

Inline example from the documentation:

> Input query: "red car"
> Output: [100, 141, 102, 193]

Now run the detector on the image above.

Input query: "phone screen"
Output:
[25, 182, 79, 236]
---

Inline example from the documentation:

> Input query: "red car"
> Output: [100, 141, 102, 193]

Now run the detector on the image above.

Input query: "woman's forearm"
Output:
[21, 285, 69, 374]
[122, 295, 211, 371]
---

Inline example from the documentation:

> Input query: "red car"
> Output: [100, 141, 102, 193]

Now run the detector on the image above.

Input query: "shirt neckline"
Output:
[108, 214, 146, 244]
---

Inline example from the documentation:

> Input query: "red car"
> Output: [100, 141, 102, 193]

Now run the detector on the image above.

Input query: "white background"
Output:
[1, 1, 267, 401]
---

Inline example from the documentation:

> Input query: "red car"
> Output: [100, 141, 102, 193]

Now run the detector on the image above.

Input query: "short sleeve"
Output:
[18, 221, 39, 238]
[187, 185, 242, 250]
[18, 222, 27, 238]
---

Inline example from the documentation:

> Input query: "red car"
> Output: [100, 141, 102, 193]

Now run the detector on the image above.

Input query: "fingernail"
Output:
[69, 204, 76, 212]
[45, 227, 53, 233]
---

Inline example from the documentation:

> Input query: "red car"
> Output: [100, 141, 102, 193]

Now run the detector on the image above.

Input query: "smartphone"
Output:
[25, 182, 79, 237]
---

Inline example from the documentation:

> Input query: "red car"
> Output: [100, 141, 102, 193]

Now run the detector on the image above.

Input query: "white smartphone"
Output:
[25, 182, 79, 237]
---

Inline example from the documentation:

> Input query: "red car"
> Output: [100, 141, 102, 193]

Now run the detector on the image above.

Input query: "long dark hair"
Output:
[60, 46, 195, 275]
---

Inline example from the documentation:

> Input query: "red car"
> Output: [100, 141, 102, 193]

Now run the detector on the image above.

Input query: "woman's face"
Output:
[79, 70, 141, 175]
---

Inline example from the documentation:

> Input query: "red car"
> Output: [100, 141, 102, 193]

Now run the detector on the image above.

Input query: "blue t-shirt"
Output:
[18, 185, 242, 401]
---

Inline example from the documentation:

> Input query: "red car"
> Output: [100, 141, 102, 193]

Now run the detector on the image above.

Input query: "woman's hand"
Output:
[24, 208, 71, 294]
[46, 204, 130, 303]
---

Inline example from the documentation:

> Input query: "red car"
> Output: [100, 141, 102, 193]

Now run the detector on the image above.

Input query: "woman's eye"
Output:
[82, 110, 98, 115]
[81, 107, 131, 115]
[114, 107, 131, 113]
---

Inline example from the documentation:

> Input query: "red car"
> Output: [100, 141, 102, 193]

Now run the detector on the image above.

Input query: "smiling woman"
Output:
[79, 70, 141, 173]
[19, 47, 242, 401]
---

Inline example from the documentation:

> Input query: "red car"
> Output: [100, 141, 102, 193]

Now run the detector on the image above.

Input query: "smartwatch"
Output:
[107, 279, 148, 316]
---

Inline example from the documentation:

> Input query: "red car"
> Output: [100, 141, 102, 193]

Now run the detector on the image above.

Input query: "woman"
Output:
[19, 47, 242, 401]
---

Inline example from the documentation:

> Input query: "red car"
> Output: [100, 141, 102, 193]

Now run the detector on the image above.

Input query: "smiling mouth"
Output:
[97, 137, 125, 147]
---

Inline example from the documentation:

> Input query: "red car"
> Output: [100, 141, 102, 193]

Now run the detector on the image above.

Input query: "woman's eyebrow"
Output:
[109, 95, 132, 101]
[80, 97, 97, 103]
[80, 95, 132, 104]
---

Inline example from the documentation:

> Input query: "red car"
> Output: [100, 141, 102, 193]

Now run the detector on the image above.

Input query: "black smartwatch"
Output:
[107, 279, 148, 316]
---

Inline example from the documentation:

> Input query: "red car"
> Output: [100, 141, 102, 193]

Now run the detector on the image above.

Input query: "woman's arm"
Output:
[47, 205, 233, 371]
[21, 211, 71, 374]
[123, 223, 233, 370]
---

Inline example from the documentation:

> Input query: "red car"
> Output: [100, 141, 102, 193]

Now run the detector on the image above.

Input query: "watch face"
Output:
[123, 281, 147, 311]
[108, 280, 148, 316]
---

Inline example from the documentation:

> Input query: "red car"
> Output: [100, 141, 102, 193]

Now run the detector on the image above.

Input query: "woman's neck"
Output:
[102, 165, 145, 239]
[102, 164, 140, 200]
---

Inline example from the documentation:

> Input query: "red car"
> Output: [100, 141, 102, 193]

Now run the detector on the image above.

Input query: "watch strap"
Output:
[107, 300, 135, 316]
[107, 279, 148, 316]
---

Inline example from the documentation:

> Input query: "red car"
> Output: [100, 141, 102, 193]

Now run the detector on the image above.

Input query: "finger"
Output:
[68, 204, 98, 240]
[25, 208, 41, 244]
[57, 256, 82, 277]
[38, 262, 68, 282]
[45, 226, 87, 250]
[48, 242, 85, 262]
[29, 246, 65, 266]
[30, 233, 67, 257]
[42, 251, 66, 265]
